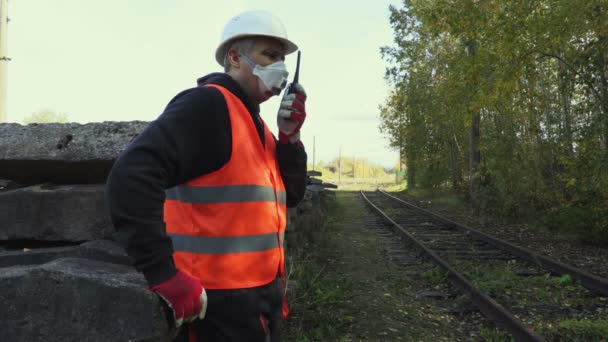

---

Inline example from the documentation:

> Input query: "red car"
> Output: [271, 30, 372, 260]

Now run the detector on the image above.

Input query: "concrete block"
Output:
[0, 184, 112, 241]
[0, 258, 172, 342]
[0, 239, 132, 268]
[0, 121, 148, 183]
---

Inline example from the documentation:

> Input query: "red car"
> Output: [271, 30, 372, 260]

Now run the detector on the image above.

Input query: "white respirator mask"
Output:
[240, 51, 289, 96]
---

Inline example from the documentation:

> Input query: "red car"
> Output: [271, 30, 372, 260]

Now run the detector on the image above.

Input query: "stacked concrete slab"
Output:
[0, 184, 112, 241]
[0, 121, 148, 183]
[0, 122, 174, 342]
[0, 121, 332, 341]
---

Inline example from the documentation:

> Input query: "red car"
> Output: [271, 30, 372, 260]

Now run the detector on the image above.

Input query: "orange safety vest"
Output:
[163, 84, 287, 293]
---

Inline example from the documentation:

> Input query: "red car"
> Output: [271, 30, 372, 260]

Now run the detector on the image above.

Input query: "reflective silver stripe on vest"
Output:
[277, 191, 286, 205]
[170, 232, 286, 254]
[166, 185, 286, 205]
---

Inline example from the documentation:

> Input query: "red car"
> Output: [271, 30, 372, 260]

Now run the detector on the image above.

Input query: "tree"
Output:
[23, 110, 69, 124]
[381, 0, 608, 244]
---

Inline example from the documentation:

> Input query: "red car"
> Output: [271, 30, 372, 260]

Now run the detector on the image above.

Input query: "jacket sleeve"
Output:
[105, 87, 230, 286]
[277, 142, 308, 208]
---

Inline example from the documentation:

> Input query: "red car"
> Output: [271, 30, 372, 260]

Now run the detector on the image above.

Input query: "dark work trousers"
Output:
[173, 278, 284, 342]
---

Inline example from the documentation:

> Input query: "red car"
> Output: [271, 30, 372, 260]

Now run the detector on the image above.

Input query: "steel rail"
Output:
[361, 191, 543, 342]
[378, 189, 608, 297]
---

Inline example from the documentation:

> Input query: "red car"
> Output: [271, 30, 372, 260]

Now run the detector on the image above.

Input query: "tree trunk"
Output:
[405, 141, 416, 189]
[558, 52, 574, 154]
[407, 163, 416, 189]
[465, 38, 481, 209]
[448, 135, 462, 190]
[469, 112, 481, 207]
[598, 35, 608, 150]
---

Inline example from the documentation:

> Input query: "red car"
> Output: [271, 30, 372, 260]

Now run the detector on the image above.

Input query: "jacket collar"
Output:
[197, 73, 260, 115]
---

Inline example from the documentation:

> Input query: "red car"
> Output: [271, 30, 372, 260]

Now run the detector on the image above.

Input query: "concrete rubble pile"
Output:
[285, 171, 336, 249]
[0, 121, 332, 342]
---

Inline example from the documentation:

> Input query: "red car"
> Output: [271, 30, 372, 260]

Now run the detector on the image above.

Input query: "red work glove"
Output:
[277, 83, 307, 144]
[149, 269, 207, 328]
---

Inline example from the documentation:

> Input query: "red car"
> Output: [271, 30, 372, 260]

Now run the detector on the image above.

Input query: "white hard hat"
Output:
[215, 10, 298, 66]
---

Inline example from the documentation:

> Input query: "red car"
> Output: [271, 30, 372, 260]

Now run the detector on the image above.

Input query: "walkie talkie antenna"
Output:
[292, 51, 301, 85]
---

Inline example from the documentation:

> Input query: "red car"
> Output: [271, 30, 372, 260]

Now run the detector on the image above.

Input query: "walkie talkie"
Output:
[285, 51, 301, 95]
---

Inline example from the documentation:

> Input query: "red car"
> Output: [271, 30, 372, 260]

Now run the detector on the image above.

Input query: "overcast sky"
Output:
[5, 0, 401, 167]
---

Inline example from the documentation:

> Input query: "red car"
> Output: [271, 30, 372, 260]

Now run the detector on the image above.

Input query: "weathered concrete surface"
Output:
[285, 187, 334, 251]
[0, 257, 172, 342]
[0, 239, 132, 268]
[0, 184, 112, 241]
[0, 178, 23, 192]
[308, 177, 322, 185]
[0, 121, 148, 183]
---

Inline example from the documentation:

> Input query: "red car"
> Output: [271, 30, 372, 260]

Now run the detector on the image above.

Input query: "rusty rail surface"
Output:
[378, 189, 608, 297]
[361, 190, 544, 342]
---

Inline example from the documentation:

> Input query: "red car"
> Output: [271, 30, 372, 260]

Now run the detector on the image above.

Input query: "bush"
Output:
[544, 206, 608, 246]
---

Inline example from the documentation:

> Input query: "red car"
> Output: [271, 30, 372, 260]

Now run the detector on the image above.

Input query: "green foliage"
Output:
[544, 206, 608, 246]
[543, 319, 608, 341]
[23, 110, 69, 124]
[381, 0, 608, 244]
[406, 187, 467, 211]
[557, 274, 573, 286]
[309, 157, 393, 180]
[383, 181, 407, 192]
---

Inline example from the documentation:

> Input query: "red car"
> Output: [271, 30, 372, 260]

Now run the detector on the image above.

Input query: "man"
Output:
[105, 10, 307, 341]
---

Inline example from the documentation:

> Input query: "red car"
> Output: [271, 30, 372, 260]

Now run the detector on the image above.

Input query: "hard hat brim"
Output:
[215, 34, 299, 66]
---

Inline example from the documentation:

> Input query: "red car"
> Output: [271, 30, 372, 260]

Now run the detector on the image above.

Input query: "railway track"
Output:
[361, 190, 608, 341]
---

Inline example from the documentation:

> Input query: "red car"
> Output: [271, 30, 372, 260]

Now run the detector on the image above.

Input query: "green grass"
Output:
[330, 178, 398, 191]
[421, 267, 448, 284]
[381, 207, 403, 217]
[283, 195, 354, 341]
[461, 263, 607, 340]
[286, 268, 354, 341]
[382, 181, 407, 192]
[311, 171, 402, 192]
[479, 327, 515, 342]
[542, 319, 608, 341]
[463, 263, 584, 300]
[284, 191, 484, 341]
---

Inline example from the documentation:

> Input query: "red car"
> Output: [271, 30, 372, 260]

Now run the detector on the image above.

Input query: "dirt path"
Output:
[283, 191, 495, 341]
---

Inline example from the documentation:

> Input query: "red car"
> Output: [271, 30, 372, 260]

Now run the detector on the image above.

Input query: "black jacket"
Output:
[105, 73, 307, 285]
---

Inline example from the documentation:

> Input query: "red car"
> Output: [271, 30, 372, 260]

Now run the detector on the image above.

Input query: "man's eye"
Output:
[264, 52, 280, 60]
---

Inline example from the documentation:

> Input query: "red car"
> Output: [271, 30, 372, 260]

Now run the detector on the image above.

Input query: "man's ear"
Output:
[227, 48, 241, 69]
